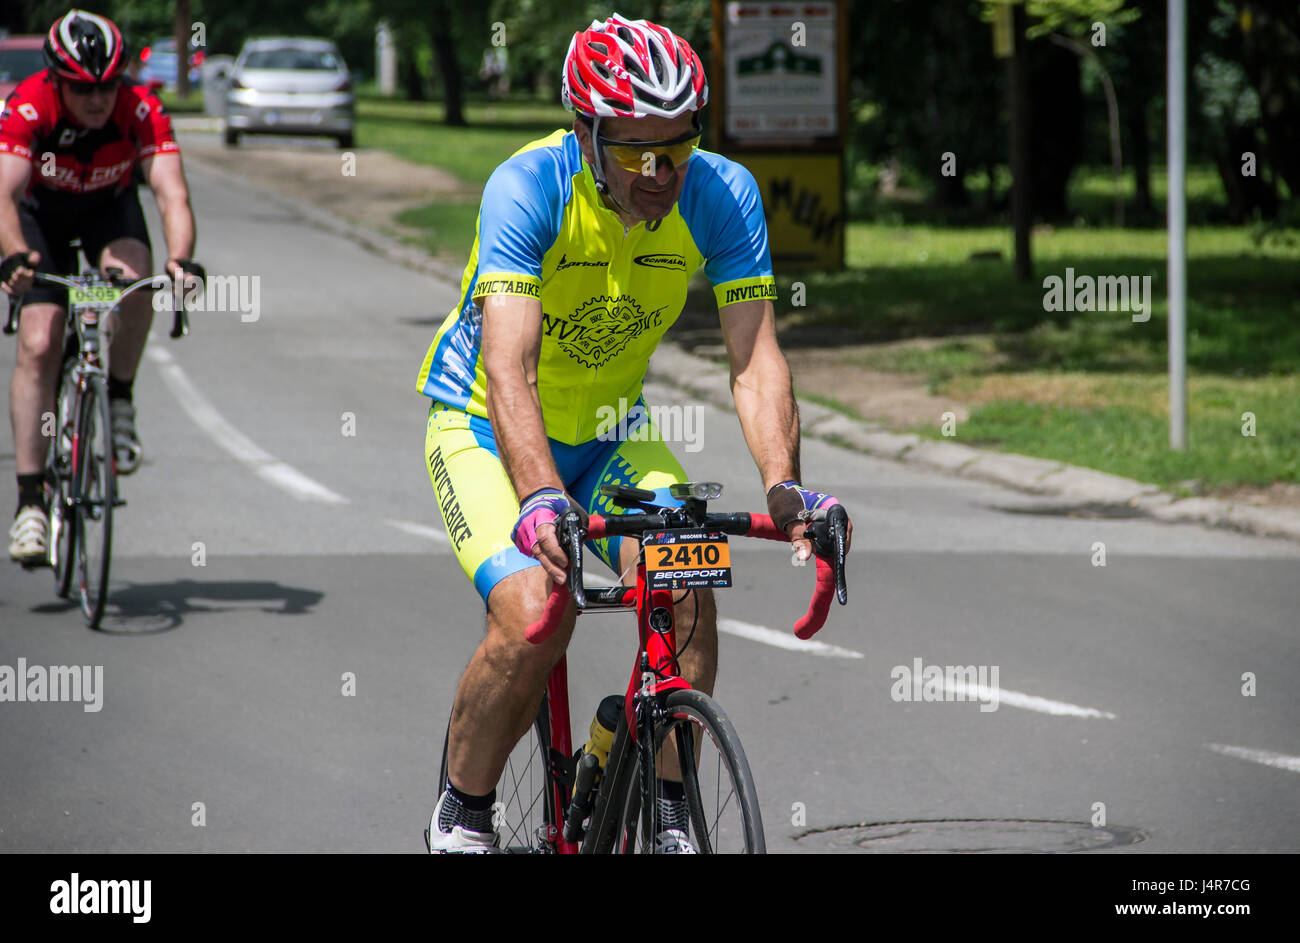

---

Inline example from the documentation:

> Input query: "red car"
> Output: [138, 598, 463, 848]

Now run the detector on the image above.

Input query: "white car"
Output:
[224, 37, 354, 148]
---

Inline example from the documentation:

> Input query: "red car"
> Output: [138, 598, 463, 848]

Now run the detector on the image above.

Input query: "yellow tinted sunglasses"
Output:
[598, 130, 700, 174]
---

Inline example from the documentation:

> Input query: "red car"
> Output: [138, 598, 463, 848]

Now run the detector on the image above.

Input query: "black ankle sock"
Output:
[17, 473, 46, 514]
[107, 374, 133, 402]
[441, 782, 497, 833]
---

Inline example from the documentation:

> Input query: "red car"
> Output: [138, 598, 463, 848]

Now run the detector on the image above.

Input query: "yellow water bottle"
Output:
[563, 695, 623, 842]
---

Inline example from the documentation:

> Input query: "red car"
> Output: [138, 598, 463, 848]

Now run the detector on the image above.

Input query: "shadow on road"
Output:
[33, 579, 325, 634]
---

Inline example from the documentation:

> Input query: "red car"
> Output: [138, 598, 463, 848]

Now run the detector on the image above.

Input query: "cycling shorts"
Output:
[424, 399, 688, 606]
[16, 185, 153, 309]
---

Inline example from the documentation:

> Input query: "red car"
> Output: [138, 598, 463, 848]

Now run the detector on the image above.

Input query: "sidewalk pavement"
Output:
[179, 134, 1300, 545]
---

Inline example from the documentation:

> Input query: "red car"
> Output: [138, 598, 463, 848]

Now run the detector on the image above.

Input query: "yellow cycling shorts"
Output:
[424, 399, 689, 606]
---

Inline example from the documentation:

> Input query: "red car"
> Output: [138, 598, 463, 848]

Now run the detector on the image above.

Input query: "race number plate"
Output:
[642, 529, 732, 591]
[68, 285, 121, 307]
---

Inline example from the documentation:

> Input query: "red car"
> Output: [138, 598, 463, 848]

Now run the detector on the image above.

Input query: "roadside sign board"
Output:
[723, 1, 838, 141]
[712, 0, 847, 271]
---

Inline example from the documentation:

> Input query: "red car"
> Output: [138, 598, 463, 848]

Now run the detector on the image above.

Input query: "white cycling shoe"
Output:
[110, 398, 143, 475]
[8, 505, 49, 566]
[655, 829, 699, 854]
[426, 791, 501, 854]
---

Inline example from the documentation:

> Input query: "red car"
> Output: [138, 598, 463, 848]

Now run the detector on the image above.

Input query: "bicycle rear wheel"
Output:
[48, 361, 79, 599]
[74, 377, 114, 628]
[436, 697, 555, 853]
[615, 688, 765, 854]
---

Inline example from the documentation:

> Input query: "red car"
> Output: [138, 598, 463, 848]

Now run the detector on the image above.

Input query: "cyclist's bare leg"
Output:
[616, 537, 717, 783]
[446, 564, 578, 796]
[97, 238, 153, 381]
[9, 303, 66, 476]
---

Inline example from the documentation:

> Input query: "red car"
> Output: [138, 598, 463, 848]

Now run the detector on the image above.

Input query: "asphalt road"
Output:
[2, 144, 1297, 854]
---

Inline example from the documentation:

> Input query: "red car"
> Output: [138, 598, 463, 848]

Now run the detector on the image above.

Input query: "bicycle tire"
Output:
[75, 376, 113, 628]
[614, 688, 765, 854]
[436, 697, 555, 853]
[48, 360, 78, 599]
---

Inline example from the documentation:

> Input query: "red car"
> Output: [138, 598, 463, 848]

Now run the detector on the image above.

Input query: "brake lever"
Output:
[807, 505, 849, 606]
[559, 508, 587, 608]
[828, 505, 848, 605]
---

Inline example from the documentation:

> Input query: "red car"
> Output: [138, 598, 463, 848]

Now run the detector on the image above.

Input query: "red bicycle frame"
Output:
[527, 511, 839, 854]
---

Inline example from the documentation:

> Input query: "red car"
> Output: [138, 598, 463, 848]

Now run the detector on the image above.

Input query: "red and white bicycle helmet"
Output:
[44, 9, 126, 84]
[562, 14, 708, 119]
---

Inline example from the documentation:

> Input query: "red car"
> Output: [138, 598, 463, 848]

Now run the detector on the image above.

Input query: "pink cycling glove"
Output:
[511, 488, 573, 557]
[766, 480, 842, 534]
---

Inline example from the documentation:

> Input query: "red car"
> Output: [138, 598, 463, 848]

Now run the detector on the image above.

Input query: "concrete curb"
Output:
[645, 344, 1300, 544]
[178, 140, 1300, 544]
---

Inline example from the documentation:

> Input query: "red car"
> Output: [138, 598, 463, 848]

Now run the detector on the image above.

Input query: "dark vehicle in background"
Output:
[0, 35, 45, 100]
[136, 36, 203, 91]
[224, 38, 354, 148]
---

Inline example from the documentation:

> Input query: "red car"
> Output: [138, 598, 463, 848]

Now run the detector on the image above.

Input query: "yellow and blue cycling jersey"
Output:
[414, 128, 776, 444]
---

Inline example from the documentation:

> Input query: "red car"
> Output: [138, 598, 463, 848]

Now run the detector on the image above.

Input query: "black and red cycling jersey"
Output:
[0, 70, 178, 203]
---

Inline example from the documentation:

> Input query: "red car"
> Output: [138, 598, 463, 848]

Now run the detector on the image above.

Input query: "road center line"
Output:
[719, 618, 865, 659]
[147, 345, 347, 505]
[945, 680, 1118, 718]
[386, 520, 451, 544]
[1203, 743, 1300, 773]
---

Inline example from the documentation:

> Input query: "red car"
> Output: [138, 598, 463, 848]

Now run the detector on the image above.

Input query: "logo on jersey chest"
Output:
[633, 253, 686, 271]
[542, 295, 664, 368]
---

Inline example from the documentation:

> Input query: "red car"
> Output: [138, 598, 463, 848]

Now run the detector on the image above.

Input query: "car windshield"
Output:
[0, 48, 45, 81]
[243, 49, 340, 71]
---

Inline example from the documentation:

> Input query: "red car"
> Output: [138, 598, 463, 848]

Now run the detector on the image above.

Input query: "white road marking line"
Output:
[719, 618, 865, 659]
[386, 520, 451, 544]
[945, 680, 1118, 718]
[1204, 743, 1300, 774]
[148, 345, 347, 505]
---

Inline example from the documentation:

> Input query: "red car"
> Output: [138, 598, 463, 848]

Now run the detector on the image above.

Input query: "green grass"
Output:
[355, 98, 570, 259]
[156, 89, 206, 114]
[394, 201, 482, 258]
[932, 375, 1300, 490]
[356, 98, 571, 186]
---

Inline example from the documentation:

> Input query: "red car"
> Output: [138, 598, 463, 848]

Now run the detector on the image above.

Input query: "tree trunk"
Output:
[430, 0, 465, 126]
[1127, 94, 1152, 219]
[174, 0, 192, 98]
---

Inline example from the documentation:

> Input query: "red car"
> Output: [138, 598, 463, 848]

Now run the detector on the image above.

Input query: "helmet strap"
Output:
[589, 116, 633, 219]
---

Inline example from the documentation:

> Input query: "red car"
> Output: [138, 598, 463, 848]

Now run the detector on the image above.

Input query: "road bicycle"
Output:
[4, 263, 191, 627]
[433, 481, 849, 853]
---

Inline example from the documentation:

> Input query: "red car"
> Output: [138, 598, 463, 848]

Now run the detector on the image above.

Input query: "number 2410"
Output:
[655, 544, 721, 567]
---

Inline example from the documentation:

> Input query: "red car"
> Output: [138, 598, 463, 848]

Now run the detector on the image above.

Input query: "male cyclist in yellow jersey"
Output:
[417, 13, 852, 852]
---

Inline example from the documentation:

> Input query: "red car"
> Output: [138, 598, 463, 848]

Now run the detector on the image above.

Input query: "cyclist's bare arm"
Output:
[720, 296, 852, 554]
[142, 152, 196, 273]
[719, 297, 800, 486]
[0, 154, 35, 293]
[481, 292, 569, 582]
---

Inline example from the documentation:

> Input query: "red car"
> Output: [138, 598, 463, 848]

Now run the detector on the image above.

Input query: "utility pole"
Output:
[1167, 0, 1187, 449]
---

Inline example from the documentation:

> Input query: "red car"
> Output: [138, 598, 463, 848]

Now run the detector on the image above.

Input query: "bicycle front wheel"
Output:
[48, 361, 79, 599]
[75, 377, 114, 628]
[436, 697, 555, 853]
[616, 688, 765, 854]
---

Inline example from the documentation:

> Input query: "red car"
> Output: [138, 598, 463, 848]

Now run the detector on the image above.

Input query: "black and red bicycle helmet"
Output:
[44, 9, 126, 84]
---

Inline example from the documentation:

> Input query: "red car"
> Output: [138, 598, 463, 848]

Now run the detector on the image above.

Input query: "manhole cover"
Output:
[797, 819, 1146, 853]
